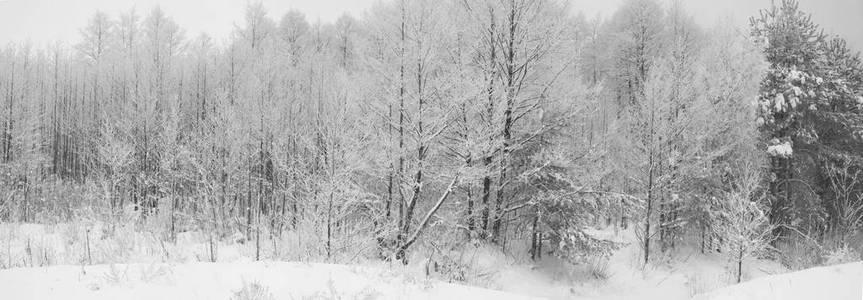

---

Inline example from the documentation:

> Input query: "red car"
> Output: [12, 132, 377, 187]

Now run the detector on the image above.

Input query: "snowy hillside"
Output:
[694, 262, 863, 300]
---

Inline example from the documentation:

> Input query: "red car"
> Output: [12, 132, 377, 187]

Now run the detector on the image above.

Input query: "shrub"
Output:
[824, 245, 861, 266]
[231, 281, 275, 300]
[588, 257, 611, 280]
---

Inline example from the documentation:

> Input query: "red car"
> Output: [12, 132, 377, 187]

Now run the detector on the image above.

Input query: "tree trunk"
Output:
[396, 0, 407, 235]
[737, 247, 744, 283]
[530, 208, 540, 260]
[644, 158, 655, 265]
[493, 1, 518, 243]
[480, 5, 496, 237]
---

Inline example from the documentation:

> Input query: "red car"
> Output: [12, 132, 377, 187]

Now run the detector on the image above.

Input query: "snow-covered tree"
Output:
[710, 161, 774, 283]
[752, 0, 863, 249]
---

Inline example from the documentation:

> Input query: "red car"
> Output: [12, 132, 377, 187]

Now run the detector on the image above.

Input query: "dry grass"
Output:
[231, 280, 275, 300]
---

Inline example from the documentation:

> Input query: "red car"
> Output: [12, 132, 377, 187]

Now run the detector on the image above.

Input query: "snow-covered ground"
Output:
[0, 258, 856, 300]
[487, 234, 787, 299]
[694, 262, 863, 300]
[0, 262, 537, 300]
[2, 222, 856, 299]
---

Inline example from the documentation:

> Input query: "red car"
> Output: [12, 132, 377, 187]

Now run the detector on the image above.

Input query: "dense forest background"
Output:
[0, 0, 860, 279]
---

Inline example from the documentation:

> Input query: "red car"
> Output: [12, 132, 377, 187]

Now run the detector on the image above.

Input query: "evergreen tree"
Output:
[752, 0, 863, 250]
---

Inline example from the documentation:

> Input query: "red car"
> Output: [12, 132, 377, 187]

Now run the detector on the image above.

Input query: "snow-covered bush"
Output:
[776, 237, 824, 270]
[823, 245, 860, 266]
[422, 237, 499, 286]
[534, 188, 625, 266]
[766, 140, 793, 158]
[555, 229, 620, 265]
[588, 257, 611, 280]
[231, 281, 274, 300]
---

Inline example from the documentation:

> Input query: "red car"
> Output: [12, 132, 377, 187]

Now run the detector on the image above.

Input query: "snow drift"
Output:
[694, 262, 863, 300]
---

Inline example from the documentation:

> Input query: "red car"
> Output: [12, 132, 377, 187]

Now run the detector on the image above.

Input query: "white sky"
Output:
[0, 0, 860, 50]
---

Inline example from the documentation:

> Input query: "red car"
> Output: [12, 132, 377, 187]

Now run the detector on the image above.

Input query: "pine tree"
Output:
[752, 0, 863, 248]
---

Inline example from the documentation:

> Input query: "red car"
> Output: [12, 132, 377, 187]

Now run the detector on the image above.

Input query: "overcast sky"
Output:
[0, 0, 860, 51]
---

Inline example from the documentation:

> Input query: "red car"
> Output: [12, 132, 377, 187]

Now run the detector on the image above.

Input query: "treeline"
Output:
[0, 0, 860, 272]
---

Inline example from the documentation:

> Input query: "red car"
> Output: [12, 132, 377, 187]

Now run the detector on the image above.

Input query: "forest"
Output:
[0, 0, 861, 296]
